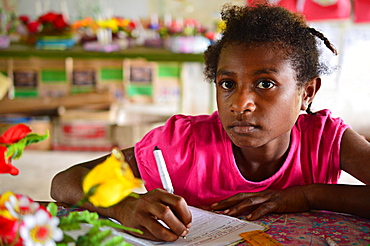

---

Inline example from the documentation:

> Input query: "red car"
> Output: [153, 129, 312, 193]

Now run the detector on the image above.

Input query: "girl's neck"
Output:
[232, 133, 291, 182]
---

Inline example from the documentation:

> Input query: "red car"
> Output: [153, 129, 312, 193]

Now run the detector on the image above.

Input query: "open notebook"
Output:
[68, 206, 265, 246]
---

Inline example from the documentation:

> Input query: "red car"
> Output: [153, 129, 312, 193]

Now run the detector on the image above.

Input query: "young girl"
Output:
[51, 4, 370, 242]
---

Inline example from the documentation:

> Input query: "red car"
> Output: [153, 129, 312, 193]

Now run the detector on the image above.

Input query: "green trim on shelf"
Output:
[41, 69, 66, 82]
[101, 68, 123, 80]
[127, 85, 153, 96]
[14, 89, 38, 98]
[158, 63, 181, 78]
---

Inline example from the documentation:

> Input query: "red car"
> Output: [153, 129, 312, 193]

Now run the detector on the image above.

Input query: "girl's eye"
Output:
[219, 80, 235, 90]
[257, 80, 275, 89]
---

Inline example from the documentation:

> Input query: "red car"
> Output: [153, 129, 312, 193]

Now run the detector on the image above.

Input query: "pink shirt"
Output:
[135, 109, 350, 207]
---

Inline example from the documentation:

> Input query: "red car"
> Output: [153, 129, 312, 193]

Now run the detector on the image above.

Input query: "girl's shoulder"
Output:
[296, 109, 348, 129]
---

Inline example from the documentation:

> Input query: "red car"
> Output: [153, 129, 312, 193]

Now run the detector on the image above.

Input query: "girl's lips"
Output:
[231, 125, 257, 134]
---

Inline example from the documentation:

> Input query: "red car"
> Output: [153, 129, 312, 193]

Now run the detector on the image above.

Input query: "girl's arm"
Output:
[50, 147, 192, 241]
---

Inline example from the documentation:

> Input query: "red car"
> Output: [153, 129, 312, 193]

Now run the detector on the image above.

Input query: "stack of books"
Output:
[36, 35, 75, 50]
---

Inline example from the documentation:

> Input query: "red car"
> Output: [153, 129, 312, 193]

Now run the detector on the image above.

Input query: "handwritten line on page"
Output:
[68, 206, 264, 246]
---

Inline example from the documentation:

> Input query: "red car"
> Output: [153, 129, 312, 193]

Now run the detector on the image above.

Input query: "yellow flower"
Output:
[82, 148, 143, 208]
[217, 20, 226, 33]
[96, 18, 119, 32]
[0, 191, 15, 219]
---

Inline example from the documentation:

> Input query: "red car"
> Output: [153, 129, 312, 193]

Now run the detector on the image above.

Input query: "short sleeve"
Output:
[134, 114, 196, 192]
[297, 109, 350, 183]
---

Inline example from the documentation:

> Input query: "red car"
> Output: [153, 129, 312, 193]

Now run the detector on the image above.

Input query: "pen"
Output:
[154, 146, 174, 194]
[153, 146, 187, 239]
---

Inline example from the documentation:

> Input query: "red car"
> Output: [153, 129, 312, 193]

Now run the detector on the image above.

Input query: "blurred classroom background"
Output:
[0, 0, 368, 200]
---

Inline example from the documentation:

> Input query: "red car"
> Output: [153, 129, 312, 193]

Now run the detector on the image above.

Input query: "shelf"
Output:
[0, 44, 204, 62]
[0, 92, 113, 115]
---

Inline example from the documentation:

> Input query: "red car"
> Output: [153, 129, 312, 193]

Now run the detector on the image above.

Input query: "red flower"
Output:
[0, 216, 22, 246]
[38, 12, 58, 24]
[27, 21, 40, 33]
[0, 124, 31, 144]
[0, 146, 19, 175]
[0, 124, 31, 176]
[19, 15, 30, 25]
[53, 14, 68, 30]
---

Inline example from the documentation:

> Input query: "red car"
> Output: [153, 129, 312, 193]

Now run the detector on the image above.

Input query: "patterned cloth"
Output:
[238, 211, 370, 245]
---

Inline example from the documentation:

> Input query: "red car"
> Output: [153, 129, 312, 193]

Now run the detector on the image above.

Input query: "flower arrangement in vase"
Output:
[19, 12, 74, 50]
[72, 16, 137, 52]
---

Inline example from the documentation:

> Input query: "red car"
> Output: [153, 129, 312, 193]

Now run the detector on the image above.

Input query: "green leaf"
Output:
[46, 202, 58, 216]
[101, 236, 132, 246]
[99, 220, 142, 234]
[24, 130, 49, 145]
[5, 130, 49, 160]
[90, 229, 112, 242]
[56, 233, 75, 246]
[5, 139, 26, 159]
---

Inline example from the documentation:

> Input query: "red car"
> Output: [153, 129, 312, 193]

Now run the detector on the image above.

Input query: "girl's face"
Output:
[216, 43, 304, 149]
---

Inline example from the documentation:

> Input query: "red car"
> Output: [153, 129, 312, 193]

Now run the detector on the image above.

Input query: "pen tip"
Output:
[154, 146, 159, 150]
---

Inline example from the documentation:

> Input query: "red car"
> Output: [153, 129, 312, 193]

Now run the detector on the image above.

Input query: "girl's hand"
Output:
[114, 188, 192, 242]
[211, 186, 311, 220]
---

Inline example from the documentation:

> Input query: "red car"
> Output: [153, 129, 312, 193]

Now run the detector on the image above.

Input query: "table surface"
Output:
[56, 206, 370, 246]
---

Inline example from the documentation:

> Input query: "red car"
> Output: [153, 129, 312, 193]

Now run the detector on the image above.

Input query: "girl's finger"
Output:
[247, 202, 277, 220]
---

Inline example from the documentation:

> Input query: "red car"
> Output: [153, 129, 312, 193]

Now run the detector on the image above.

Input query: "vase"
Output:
[97, 28, 112, 45]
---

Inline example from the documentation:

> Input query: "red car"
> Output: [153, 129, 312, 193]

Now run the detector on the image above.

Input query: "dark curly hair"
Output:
[204, 4, 337, 114]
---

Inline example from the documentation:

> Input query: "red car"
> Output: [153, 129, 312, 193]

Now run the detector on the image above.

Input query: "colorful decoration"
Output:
[0, 146, 143, 245]
[18, 12, 74, 49]
[82, 147, 143, 208]
[0, 191, 63, 246]
[0, 123, 49, 175]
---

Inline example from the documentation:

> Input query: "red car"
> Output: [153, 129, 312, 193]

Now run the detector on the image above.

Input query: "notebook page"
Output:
[111, 206, 264, 246]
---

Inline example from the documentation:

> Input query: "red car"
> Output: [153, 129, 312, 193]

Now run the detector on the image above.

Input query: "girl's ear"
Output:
[301, 77, 321, 111]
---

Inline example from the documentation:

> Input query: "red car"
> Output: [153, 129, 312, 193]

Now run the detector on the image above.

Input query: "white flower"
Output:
[19, 209, 63, 246]
[5, 194, 40, 219]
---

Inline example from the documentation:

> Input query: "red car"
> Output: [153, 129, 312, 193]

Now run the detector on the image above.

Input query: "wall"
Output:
[16, 0, 149, 20]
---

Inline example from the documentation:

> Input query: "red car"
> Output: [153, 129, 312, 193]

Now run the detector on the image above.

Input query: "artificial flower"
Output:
[82, 147, 143, 207]
[0, 145, 19, 175]
[26, 21, 40, 33]
[20, 12, 71, 35]
[38, 12, 69, 31]
[0, 123, 31, 144]
[0, 216, 21, 246]
[20, 208, 63, 246]
[5, 192, 40, 219]
[0, 123, 49, 176]
[0, 192, 62, 246]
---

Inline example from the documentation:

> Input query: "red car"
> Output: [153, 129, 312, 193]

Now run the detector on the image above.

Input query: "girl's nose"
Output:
[230, 90, 256, 114]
